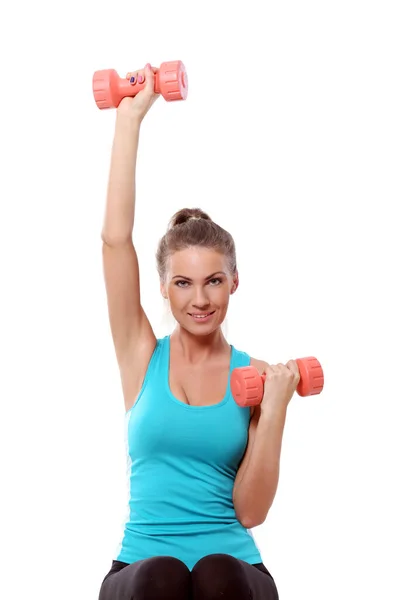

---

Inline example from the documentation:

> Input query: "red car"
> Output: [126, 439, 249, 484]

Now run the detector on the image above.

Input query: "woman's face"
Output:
[161, 247, 238, 334]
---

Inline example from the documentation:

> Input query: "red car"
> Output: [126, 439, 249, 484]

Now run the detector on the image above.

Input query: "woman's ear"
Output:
[231, 271, 239, 294]
[160, 283, 168, 299]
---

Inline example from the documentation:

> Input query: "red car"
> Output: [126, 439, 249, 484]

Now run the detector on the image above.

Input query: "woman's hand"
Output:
[260, 361, 300, 414]
[117, 63, 160, 122]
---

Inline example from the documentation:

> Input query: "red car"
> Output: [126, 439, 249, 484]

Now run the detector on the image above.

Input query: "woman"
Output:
[98, 63, 300, 600]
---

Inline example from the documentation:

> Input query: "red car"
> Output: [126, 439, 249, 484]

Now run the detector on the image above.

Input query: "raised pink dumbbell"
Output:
[92, 60, 188, 109]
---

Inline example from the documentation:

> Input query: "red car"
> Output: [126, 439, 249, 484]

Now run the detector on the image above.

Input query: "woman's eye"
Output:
[176, 278, 222, 287]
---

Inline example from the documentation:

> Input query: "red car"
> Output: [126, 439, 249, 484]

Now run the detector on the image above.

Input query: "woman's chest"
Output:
[169, 363, 228, 407]
[168, 362, 255, 418]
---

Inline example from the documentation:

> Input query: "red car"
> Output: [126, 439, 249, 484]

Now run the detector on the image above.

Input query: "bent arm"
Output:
[233, 404, 287, 528]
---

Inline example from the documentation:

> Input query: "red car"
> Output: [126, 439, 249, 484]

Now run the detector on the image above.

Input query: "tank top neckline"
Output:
[165, 334, 234, 410]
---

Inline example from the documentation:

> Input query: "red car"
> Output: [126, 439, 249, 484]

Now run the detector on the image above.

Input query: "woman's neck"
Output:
[170, 326, 230, 364]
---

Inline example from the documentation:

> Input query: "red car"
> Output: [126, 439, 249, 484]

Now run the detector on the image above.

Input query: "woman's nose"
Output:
[192, 286, 210, 306]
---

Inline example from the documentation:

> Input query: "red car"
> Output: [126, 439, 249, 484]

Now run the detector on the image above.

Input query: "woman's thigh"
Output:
[98, 556, 191, 600]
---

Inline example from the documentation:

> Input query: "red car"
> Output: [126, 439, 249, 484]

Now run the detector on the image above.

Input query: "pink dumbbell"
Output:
[92, 60, 188, 109]
[231, 357, 324, 407]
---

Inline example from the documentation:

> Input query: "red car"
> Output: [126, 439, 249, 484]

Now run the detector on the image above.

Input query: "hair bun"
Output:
[168, 208, 212, 230]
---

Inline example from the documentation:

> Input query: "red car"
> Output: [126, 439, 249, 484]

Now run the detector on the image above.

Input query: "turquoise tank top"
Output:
[114, 334, 263, 570]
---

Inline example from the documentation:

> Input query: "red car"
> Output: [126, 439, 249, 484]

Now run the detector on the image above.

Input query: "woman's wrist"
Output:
[115, 110, 142, 131]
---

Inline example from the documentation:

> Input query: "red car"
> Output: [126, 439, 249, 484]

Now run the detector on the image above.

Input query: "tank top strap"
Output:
[230, 343, 252, 371]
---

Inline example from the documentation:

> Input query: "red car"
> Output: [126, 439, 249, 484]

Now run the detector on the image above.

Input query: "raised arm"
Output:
[101, 65, 159, 410]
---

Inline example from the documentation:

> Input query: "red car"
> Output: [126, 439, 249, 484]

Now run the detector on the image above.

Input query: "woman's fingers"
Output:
[126, 65, 158, 82]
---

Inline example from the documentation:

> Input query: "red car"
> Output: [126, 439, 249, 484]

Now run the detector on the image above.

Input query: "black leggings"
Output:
[98, 553, 279, 599]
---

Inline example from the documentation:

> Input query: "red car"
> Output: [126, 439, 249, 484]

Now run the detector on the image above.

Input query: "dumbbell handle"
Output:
[93, 60, 188, 109]
[231, 357, 324, 407]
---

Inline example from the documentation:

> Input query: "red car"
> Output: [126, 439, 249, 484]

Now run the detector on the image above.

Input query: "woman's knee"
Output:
[191, 553, 249, 599]
[131, 556, 191, 599]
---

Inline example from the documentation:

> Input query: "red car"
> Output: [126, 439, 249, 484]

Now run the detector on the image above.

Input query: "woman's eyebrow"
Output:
[171, 271, 226, 281]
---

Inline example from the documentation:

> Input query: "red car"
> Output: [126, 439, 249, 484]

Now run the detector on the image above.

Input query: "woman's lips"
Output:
[188, 311, 215, 322]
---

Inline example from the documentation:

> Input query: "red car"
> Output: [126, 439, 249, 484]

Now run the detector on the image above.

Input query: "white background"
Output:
[1, 1, 399, 599]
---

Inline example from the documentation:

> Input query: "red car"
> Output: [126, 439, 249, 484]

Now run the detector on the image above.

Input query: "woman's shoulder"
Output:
[250, 356, 270, 372]
[231, 342, 269, 372]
